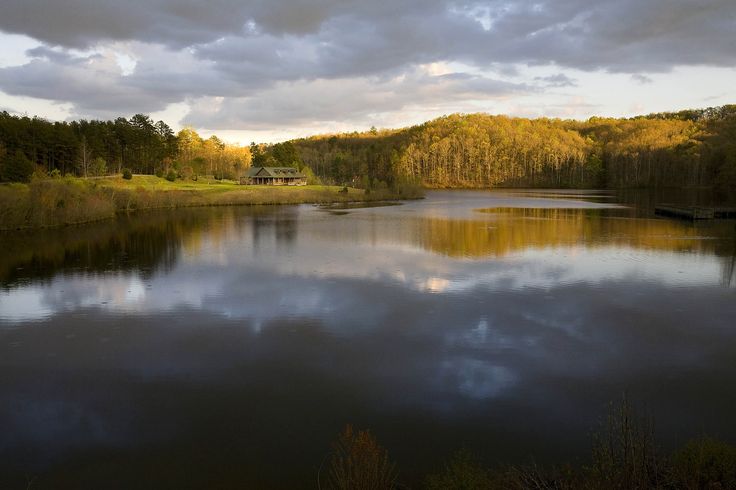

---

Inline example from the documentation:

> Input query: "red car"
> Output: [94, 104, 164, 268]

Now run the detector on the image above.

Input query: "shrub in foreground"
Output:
[322, 425, 398, 490]
[425, 449, 495, 490]
[122, 168, 133, 180]
[324, 398, 736, 490]
[590, 396, 660, 488]
[671, 437, 736, 489]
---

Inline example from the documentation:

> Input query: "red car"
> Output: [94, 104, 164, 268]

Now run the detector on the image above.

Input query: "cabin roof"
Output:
[246, 166, 306, 178]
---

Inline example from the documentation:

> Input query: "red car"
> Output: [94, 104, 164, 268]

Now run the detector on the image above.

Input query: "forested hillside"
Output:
[1, 106, 735, 192]
[292, 105, 736, 191]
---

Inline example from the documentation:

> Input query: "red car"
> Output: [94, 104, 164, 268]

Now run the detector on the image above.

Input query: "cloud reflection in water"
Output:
[1, 190, 735, 486]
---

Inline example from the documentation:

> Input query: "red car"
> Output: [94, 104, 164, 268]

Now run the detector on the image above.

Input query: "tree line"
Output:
[291, 105, 736, 192]
[2, 105, 735, 193]
[0, 112, 251, 182]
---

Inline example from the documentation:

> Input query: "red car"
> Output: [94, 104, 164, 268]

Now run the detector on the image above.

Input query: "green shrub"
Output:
[671, 437, 736, 488]
[31, 168, 48, 181]
[122, 168, 133, 180]
[165, 169, 177, 182]
[179, 166, 194, 180]
[155, 168, 164, 178]
[220, 169, 236, 180]
[302, 165, 321, 185]
[1, 150, 35, 183]
[425, 449, 495, 490]
[91, 157, 107, 176]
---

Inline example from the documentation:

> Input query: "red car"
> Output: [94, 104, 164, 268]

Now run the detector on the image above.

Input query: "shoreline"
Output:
[4, 176, 728, 232]
[0, 176, 424, 231]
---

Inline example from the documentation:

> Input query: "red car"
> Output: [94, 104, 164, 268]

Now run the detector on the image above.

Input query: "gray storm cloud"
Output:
[0, 0, 733, 128]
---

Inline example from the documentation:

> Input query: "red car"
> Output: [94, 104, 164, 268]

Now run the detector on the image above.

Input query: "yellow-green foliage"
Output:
[293, 107, 736, 190]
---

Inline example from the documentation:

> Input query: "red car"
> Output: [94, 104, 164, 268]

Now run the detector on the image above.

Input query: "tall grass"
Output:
[0, 176, 423, 230]
[0, 179, 116, 229]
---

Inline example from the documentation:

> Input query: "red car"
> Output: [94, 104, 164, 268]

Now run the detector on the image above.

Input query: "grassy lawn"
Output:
[98, 175, 241, 191]
[96, 175, 356, 194]
[92, 175, 374, 203]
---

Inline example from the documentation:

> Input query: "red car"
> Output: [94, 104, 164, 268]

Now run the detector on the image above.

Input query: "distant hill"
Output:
[292, 105, 736, 191]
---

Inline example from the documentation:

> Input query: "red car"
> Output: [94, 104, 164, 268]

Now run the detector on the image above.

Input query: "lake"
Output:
[1, 189, 735, 488]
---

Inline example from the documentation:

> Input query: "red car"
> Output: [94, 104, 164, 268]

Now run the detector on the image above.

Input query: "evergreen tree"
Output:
[1, 150, 35, 182]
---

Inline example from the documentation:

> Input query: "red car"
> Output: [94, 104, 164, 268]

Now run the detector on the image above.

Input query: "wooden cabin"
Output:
[240, 167, 307, 186]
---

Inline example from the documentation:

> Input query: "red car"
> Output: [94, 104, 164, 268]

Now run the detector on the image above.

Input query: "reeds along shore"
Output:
[327, 398, 736, 489]
[0, 176, 423, 230]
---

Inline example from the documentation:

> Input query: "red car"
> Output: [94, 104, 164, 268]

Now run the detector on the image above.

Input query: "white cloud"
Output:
[0, 0, 734, 141]
[184, 68, 531, 129]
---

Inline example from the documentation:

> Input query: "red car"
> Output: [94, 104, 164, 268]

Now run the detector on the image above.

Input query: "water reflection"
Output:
[1, 190, 735, 488]
[3, 196, 733, 289]
[413, 207, 735, 258]
[0, 206, 303, 287]
[2, 209, 218, 286]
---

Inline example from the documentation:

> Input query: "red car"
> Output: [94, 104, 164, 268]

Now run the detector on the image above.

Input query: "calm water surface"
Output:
[1, 190, 735, 488]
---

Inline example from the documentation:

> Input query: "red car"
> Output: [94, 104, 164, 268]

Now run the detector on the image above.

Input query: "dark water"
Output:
[1, 190, 735, 488]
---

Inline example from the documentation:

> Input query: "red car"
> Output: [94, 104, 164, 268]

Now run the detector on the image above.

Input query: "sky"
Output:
[0, 0, 734, 144]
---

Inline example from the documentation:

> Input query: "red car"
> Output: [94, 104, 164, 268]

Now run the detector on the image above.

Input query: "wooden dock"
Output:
[655, 204, 736, 220]
[714, 207, 736, 219]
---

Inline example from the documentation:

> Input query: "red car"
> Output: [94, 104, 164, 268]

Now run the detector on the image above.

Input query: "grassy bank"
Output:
[0, 175, 423, 230]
